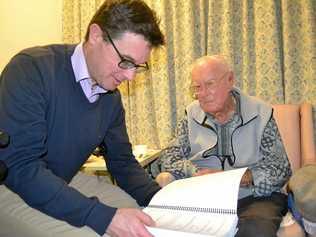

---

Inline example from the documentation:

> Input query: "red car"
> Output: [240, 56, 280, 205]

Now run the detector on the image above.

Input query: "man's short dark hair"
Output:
[85, 0, 165, 47]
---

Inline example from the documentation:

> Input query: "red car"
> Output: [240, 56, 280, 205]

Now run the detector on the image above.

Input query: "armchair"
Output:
[273, 103, 316, 171]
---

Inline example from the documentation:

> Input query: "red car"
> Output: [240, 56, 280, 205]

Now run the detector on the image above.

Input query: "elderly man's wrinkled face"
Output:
[191, 59, 234, 115]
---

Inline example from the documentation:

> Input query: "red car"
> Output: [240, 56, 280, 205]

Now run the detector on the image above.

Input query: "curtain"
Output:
[63, 0, 316, 149]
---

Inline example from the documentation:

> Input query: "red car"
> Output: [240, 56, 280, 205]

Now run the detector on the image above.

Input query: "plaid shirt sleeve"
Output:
[159, 116, 198, 179]
[250, 116, 292, 196]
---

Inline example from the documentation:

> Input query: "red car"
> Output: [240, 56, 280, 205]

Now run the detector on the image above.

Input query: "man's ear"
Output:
[227, 71, 235, 87]
[87, 23, 104, 44]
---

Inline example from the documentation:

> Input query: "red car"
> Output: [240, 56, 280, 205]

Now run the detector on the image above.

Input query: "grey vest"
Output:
[186, 88, 272, 197]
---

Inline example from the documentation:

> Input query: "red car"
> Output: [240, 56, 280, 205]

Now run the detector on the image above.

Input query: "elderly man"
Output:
[156, 55, 292, 237]
[0, 0, 164, 237]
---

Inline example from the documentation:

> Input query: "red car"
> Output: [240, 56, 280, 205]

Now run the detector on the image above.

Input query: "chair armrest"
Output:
[273, 104, 301, 171]
[300, 103, 316, 165]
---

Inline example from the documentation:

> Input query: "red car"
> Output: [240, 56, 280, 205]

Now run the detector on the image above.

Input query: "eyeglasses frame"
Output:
[190, 71, 231, 98]
[103, 29, 149, 73]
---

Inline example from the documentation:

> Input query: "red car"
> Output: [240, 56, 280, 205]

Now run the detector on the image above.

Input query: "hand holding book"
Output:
[239, 169, 253, 187]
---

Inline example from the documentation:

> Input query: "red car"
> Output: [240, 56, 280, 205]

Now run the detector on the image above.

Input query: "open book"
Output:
[143, 168, 247, 237]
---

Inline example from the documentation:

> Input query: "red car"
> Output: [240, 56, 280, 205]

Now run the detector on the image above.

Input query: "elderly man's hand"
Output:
[240, 169, 253, 187]
[193, 168, 222, 177]
[194, 168, 253, 187]
[106, 208, 155, 237]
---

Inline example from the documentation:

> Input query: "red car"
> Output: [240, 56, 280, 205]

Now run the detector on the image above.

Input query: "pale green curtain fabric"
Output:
[63, 0, 316, 149]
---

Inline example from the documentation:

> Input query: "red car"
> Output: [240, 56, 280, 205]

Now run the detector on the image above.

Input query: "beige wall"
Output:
[0, 0, 63, 72]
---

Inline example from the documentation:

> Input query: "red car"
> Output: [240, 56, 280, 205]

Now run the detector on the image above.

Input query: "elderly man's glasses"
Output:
[190, 71, 230, 96]
[103, 29, 149, 73]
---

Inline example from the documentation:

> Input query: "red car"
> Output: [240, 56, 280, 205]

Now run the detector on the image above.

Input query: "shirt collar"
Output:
[71, 43, 107, 102]
[71, 43, 90, 83]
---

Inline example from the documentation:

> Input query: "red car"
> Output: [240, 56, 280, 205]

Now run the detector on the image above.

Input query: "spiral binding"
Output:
[148, 204, 236, 215]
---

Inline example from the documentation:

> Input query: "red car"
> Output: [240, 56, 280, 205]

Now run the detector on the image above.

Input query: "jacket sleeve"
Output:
[159, 116, 198, 179]
[250, 116, 292, 196]
[102, 92, 161, 206]
[0, 54, 116, 236]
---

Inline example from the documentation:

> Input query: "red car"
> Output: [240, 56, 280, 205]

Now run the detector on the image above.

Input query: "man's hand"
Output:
[240, 169, 253, 187]
[193, 168, 222, 177]
[106, 208, 155, 237]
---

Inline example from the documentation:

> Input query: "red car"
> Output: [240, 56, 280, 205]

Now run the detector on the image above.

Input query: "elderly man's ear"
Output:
[228, 71, 235, 85]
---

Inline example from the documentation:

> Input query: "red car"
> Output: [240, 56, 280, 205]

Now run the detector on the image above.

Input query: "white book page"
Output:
[144, 168, 247, 236]
[146, 226, 215, 237]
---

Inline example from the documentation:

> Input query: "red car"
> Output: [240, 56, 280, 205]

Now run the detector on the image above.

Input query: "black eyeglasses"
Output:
[103, 29, 149, 73]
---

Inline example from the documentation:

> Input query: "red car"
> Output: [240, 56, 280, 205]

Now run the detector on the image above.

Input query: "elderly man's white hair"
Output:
[191, 55, 232, 73]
